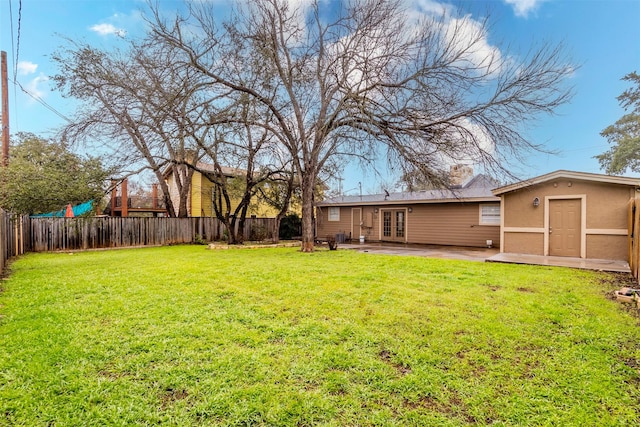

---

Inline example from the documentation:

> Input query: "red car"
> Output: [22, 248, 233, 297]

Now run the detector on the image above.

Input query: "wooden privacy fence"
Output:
[29, 217, 277, 252]
[0, 216, 278, 266]
[0, 210, 30, 273]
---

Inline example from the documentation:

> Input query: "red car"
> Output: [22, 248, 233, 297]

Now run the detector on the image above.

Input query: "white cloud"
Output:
[503, 0, 544, 18]
[404, 2, 505, 77]
[412, 0, 454, 16]
[17, 61, 38, 75]
[90, 23, 127, 37]
[25, 74, 50, 100]
[442, 16, 503, 77]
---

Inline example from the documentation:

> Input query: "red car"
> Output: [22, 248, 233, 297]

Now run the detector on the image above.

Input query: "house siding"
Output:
[405, 203, 499, 247]
[180, 171, 281, 218]
[317, 207, 354, 239]
[190, 173, 203, 217]
[317, 203, 500, 248]
[164, 173, 181, 217]
[501, 178, 635, 260]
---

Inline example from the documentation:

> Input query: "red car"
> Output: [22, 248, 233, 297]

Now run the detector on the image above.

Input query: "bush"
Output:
[249, 224, 270, 241]
[279, 213, 302, 240]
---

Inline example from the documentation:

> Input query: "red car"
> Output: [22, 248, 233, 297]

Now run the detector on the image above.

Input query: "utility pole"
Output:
[1, 51, 8, 166]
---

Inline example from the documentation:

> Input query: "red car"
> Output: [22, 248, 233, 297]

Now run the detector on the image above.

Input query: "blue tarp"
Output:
[30, 200, 94, 218]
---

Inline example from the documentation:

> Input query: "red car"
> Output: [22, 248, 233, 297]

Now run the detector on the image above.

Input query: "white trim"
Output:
[503, 227, 546, 233]
[544, 195, 586, 258]
[404, 208, 409, 243]
[379, 208, 409, 243]
[500, 196, 505, 253]
[328, 206, 340, 221]
[586, 229, 628, 235]
[479, 203, 501, 226]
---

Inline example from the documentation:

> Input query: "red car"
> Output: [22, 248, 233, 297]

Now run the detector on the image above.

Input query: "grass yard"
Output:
[1, 245, 639, 426]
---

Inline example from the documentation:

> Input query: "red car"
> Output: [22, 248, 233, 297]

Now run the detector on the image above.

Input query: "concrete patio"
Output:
[339, 242, 498, 262]
[338, 242, 631, 273]
[486, 252, 630, 273]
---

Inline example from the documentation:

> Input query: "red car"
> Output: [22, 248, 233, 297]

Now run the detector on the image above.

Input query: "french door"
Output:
[381, 209, 406, 242]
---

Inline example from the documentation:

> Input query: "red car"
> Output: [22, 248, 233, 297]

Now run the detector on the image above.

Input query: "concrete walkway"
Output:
[338, 242, 631, 273]
[486, 252, 631, 273]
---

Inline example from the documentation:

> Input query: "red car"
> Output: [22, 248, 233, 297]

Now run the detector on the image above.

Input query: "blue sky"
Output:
[1, 0, 639, 192]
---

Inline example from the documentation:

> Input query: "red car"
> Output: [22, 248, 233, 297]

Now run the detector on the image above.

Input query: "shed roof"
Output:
[492, 170, 640, 196]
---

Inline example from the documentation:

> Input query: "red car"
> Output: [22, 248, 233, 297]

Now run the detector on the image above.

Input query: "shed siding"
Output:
[586, 235, 628, 260]
[503, 232, 544, 255]
[504, 179, 634, 229]
[502, 178, 634, 260]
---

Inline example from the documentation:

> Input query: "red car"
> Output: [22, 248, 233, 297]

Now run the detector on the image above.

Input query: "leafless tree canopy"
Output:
[146, 0, 573, 251]
[54, 0, 573, 251]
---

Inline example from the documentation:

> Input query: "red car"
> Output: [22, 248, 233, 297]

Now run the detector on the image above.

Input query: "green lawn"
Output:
[1, 245, 639, 426]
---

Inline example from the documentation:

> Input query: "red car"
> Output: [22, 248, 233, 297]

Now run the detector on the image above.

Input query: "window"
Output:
[328, 207, 340, 221]
[383, 211, 392, 237]
[395, 211, 405, 237]
[480, 204, 500, 225]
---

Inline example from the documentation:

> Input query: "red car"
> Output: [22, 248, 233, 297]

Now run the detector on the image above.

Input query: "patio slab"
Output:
[337, 241, 631, 272]
[338, 242, 498, 262]
[486, 252, 631, 273]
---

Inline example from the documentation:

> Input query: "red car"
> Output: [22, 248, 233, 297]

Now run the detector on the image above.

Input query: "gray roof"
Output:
[319, 175, 499, 206]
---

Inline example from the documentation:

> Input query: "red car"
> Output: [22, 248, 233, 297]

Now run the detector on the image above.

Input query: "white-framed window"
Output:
[479, 203, 500, 226]
[328, 207, 340, 221]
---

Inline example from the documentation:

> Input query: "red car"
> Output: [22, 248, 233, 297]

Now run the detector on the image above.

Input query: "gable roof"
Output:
[318, 174, 499, 206]
[492, 170, 640, 196]
[163, 162, 253, 180]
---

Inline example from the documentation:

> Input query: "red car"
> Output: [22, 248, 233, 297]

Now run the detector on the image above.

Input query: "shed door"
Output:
[549, 199, 581, 257]
[381, 209, 406, 243]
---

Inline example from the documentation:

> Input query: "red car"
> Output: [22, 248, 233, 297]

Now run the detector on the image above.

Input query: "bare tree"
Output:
[52, 39, 216, 217]
[152, 0, 570, 251]
[53, 35, 295, 241]
[148, 0, 573, 251]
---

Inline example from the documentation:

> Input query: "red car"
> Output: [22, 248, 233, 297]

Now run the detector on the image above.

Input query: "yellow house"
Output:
[164, 162, 288, 218]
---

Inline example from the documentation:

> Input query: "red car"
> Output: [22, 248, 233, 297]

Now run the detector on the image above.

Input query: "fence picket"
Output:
[0, 210, 30, 273]
[0, 214, 277, 270]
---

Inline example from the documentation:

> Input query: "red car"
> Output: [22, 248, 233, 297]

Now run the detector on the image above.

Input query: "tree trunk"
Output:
[272, 216, 282, 243]
[178, 187, 190, 217]
[153, 169, 177, 218]
[300, 172, 316, 252]
[271, 176, 295, 244]
[177, 167, 194, 218]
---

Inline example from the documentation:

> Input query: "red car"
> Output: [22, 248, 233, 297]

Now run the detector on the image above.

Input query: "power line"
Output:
[13, 0, 22, 79]
[8, 0, 23, 127]
[12, 79, 73, 123]
[9, 0, 16, 77]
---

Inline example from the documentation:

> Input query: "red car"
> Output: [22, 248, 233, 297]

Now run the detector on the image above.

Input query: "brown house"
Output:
[316, 174, 501, 248]
[493, 170, 640, 261]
